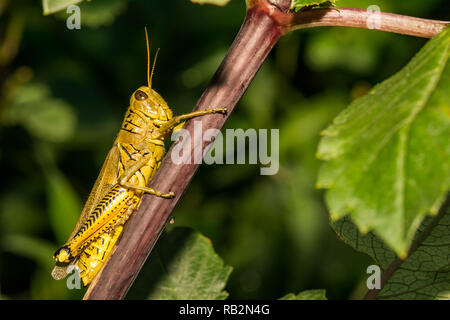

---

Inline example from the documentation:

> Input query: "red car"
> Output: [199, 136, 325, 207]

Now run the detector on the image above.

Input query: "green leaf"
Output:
[317, 28, 450, 257]
[42, 0, 83, 15]
[280, 289, 327, 300]
[2, 82, 77, 143]
[49, 0, 128, 27]
[290, 0, 338, 11]
[190, 0, 231, 6]
[77, 0, 128, 28]
[127, 227, 232, 300]
[333, 202, 450, 300]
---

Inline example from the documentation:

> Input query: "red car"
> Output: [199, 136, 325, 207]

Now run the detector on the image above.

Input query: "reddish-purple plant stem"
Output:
[285, 7, 449, 39]
[84, 4, 284, 300]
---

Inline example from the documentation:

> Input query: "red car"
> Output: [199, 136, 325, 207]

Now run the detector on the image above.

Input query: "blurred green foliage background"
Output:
[0, 0, 448, 299]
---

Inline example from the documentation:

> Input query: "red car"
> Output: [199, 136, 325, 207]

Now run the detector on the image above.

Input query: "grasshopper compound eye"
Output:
[134, 90, 148, 101]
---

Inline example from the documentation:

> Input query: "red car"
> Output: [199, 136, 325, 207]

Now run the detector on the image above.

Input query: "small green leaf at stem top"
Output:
[316, 27, 450, 257]
[290, 0, 338, 12]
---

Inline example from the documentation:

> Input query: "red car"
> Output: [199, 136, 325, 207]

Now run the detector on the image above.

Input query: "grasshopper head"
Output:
[53, 246, 72, 263]
[130, 86, 173, 124]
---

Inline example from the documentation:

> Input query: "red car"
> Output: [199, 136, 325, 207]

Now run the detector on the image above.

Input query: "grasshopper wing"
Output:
[52, 142, 120, 279]
[67, 142, 120, 240]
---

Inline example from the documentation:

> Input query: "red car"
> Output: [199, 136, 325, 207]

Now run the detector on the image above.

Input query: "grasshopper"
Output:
[51, 28, 226, 286]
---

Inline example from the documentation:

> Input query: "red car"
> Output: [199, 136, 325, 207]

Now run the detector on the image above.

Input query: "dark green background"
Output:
[0, 0, 448, 299]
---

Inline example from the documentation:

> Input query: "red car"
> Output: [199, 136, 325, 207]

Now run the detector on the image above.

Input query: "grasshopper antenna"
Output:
[144, 27, 160, 89]
[145, 27, 151, 88]
[150, 48, 160, 89]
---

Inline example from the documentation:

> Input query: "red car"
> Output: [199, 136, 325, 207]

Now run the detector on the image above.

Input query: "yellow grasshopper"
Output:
[51, 29, 226, 286]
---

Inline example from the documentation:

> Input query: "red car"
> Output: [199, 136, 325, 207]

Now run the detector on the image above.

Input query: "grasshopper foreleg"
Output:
[156, 107, 227, 137]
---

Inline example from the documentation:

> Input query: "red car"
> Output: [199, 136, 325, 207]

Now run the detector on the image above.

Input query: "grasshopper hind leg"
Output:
[77, 197, 139, 286]
[77, 224, 125, 286]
